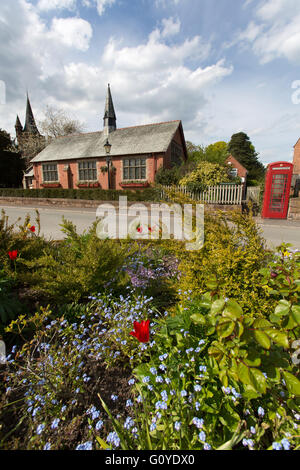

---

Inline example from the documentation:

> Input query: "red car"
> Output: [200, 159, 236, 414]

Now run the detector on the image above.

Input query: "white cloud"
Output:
[0, 0, 232, 150]
[82, 0, 116, 16]
[237, 0, 300, 64]
[161, 17, 181, 37]
[37, 0, 77, 11]
[49, 17, 93, 51]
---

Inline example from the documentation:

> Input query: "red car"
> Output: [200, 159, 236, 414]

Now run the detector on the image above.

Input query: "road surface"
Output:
[0, 204, 299, 250]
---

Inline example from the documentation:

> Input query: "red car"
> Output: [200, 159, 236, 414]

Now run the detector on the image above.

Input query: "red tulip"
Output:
[130, 320, 150, 343]
[8, 250, 18, 260]
[137, 226, 143, 233]
[29, 226, 35, 233]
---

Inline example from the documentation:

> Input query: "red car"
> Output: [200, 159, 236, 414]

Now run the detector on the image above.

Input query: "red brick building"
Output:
[225, 154, 248, 183]
[293, 138, 300, 176]
[30, 85, 187, 190]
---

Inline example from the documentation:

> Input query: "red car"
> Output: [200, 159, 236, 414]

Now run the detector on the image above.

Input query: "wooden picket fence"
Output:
[161, 184, 244, 205]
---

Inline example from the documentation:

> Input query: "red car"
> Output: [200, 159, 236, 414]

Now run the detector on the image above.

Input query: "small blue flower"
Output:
[43, 443, 51, 450]
[96, 420, 104, 431]
[126, 399, 133, 407]
[36, 423, 45, 435]
[76, 441, 93, 450]
[281, 438, 290, 450]
[258, 406, 265, 417]
[51, 418, 60, 429]
[111, 394, 118, 401]
[199, 431, 206, 442]
[180, 390, 187, 397]
[272, 441, 282, 450]
[174, 421, 181, 432]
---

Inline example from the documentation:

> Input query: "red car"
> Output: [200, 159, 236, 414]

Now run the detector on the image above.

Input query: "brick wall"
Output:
[226, 155, 248, 179]
[293, 139, 300, 175]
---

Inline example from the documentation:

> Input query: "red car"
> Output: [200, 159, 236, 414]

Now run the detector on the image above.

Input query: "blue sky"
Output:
[1, 0, 300, 165]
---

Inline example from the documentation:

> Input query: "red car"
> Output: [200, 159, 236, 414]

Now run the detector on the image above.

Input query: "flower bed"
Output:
[120, 181, 149, 188]
[0, 209, 299, 451]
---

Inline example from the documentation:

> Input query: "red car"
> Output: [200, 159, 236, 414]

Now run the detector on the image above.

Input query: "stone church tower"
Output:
[15, 94, 46, 166]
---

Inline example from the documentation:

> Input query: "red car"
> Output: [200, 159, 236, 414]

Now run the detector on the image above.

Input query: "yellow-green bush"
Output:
[170, 209, 274, 316]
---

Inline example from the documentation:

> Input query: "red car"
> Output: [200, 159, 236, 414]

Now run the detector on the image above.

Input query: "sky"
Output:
[1, 0, 300, 165]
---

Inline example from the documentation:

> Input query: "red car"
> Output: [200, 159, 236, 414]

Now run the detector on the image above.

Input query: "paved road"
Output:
[1, 204, 299, 250]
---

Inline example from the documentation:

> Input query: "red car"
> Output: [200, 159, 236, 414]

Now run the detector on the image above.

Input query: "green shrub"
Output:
[0, 187, 162, 202]
[173, 209, 273, 316]
[179, 161, 231, 191]
[15, 218, 137, 304]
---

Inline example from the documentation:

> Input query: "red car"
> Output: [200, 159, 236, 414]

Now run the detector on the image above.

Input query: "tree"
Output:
[227, 132, 265, 183]
[186, 141, 229, 165]
[39, 106, 85, 138]
[204, 141, 229, 164]
[0, 129, 25, 187]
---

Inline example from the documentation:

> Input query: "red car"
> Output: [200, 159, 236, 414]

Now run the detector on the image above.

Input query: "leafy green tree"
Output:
[186, 141, 229, 165]
[227, 132, 265, 184]
[205, 141, 229, 164]
[0, 129, 25, 187]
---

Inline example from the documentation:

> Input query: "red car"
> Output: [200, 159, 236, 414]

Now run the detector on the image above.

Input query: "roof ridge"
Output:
[53, 120, 180, 139]
[117, 120, 181, 131]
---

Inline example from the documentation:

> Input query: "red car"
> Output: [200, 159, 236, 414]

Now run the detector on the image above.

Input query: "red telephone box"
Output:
[262, 161, 293, 219]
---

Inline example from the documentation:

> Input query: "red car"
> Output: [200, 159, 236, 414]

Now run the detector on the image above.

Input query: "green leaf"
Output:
[282, 371, 300, 396]
[291, 306, 300, 325]
[217, 319, 235, 339]
[265, 329, 289, 349]
[223, 300, 243, 320]
[190, 313, 206, 325]
[274, 300, 291, 317]
[95, 436, 110, 450]
[249, 368, 267, 394]
[237, 362, 251, 386]
[254, 330, 271, 350]
[211, 298, 225, 315]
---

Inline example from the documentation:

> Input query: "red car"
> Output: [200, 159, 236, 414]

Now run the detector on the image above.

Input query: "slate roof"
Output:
[23, 95, 40, 135]
[31, 120, 183, 163]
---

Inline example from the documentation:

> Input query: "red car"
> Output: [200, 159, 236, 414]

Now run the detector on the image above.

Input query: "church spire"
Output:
[23, 93, 40, 135]
[103, 83, 116, 136]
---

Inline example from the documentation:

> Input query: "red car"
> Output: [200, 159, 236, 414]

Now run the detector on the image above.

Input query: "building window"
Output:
[229, 168, 238, 178]
[78, 160, 97, 181]
[42, 163, 58, 182]
[123, 158, 146, 180]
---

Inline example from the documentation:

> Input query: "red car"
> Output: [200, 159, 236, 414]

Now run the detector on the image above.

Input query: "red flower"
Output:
[129, 320, 150, 343]
[29, 226, 35, 233]
[8, 250, 18, 260]
[137, 226, 143, 233]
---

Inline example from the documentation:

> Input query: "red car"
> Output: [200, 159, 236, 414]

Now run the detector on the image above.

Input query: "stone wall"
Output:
[288, 198, 300, 220]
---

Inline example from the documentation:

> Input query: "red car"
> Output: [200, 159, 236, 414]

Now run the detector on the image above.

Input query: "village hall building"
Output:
[29, 85, 188, 190]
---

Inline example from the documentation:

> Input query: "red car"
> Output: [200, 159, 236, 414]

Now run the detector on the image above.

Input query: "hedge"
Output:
[0, 187, 162, 202]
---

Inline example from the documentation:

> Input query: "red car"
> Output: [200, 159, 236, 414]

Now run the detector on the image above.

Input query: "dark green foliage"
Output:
[154, 166, 181, 185]
[227, 132, 265, 184]
[0, 129, 25, 188]
[0, 187, 162, 201]
[0, 270, 23, 335]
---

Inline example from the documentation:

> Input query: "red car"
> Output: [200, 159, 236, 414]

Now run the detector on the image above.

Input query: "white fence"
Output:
[161, 184, 244, 205]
